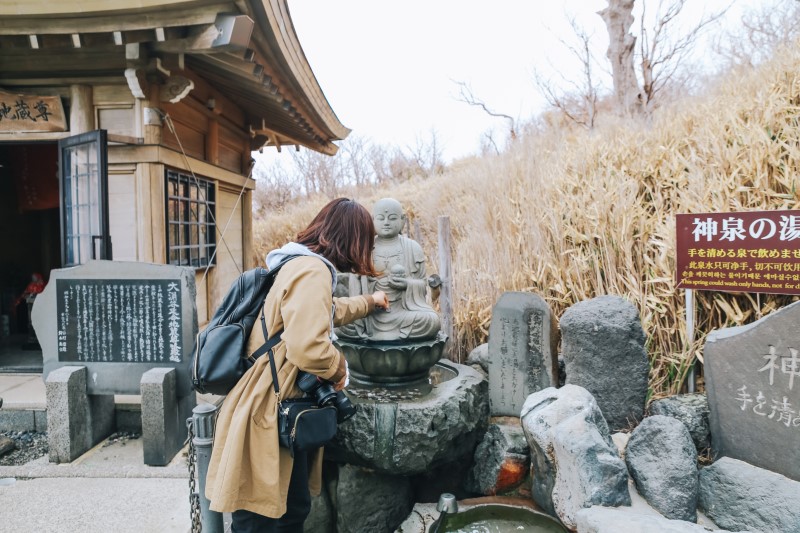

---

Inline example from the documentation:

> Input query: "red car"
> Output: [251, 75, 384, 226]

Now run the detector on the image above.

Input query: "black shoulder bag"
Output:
[261, 310, 338, 457]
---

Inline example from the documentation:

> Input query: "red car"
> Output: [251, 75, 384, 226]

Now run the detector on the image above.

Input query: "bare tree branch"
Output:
[535, 15, 600, 129]
[453, 80, 517, 140]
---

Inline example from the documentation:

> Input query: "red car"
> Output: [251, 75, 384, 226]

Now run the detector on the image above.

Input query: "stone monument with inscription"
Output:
[32, 260, 197, 465]
[704, 300, 800, 481]
[488, 292, 558, 417]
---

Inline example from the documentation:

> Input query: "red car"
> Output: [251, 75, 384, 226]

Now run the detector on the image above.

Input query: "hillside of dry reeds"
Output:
[253, 46, 800, 399]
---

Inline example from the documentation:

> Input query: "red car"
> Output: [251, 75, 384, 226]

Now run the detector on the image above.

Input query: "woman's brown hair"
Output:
[296, 198, 379, 276]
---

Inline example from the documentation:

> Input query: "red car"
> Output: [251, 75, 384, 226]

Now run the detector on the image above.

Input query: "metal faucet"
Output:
[429, 493, 458, 533]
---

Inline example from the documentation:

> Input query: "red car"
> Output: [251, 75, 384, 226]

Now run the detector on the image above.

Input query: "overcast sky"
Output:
[259, 0, 762, 166]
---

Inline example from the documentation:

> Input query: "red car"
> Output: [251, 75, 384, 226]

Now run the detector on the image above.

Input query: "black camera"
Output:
[296, 371, 358, 423]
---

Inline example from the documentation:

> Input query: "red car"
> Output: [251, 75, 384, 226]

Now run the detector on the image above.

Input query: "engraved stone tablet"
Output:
[33, 260, 197, 397]
[704, 300, 800, 481]
[488, 292, 557, 416]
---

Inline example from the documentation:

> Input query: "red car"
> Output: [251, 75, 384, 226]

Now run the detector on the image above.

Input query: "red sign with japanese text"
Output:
[676, 210, 800, 295]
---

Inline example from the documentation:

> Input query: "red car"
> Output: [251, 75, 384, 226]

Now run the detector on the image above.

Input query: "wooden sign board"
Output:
[0, 90, 66, 133]
[676, 210, 800, 295]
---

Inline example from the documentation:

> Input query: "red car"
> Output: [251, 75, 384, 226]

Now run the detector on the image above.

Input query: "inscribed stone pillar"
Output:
[488, 292, 557, 417]
[704, 300, 800, 481]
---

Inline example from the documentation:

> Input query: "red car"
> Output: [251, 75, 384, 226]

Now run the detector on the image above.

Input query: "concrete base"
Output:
[45, 366, 115, 463]
[141, 368, 196, 466]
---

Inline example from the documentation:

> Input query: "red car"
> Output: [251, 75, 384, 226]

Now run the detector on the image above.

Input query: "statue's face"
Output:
[373, 201, 404, 238]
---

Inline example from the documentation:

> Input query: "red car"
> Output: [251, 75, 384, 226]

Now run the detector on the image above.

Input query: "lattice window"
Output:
[165, 169, 216, 268]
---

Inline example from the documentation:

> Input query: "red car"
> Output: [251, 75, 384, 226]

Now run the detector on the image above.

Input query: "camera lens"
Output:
[296, 372, 320, 394]
[333, 391, 358, 423]
[315, 383, 337, 407]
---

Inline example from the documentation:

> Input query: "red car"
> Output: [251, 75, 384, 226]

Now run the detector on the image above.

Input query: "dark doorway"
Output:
[0, 142, 60, 372]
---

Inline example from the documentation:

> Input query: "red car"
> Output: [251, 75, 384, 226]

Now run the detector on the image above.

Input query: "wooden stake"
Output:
[438, 215, 455, 362]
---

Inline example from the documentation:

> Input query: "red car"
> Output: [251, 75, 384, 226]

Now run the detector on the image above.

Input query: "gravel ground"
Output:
[0, 431, 141, 466]
[0, 430, 48, 466]
[102, 431, 141, 447]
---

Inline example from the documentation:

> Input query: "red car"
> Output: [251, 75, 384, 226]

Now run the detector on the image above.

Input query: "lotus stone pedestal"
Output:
[334, 332, 447, 387]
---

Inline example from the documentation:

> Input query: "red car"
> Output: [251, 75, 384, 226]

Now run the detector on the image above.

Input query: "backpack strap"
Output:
[250, 253, 300, 398]
[258, 308, 283, 398]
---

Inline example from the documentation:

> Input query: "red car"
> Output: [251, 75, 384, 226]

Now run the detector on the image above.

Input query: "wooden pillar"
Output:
[149, 163, 166, 263]
[242, 139, 253, 176]
[144, 83, 162, 145]
[437, 216, 455, 361]
[242, 189, 254, 270]
[69, 85, 93, 134]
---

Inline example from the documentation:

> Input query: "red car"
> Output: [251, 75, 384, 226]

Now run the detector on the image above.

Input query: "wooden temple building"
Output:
[0, 0, 349, 368]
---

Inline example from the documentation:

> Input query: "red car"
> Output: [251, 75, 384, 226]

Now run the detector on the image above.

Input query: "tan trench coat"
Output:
[205, 256, 374, 517]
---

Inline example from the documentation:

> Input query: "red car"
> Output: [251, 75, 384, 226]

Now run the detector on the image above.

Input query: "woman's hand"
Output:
[371, 290, 389, 310]
[333, 373, 347, 391]
[334, 360, 350, 391]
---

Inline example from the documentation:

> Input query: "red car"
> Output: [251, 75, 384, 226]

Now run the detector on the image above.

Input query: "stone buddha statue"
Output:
[335, 198, 441, 342]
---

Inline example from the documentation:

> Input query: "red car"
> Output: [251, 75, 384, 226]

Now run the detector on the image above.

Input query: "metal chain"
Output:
[186, 418, 202, 533]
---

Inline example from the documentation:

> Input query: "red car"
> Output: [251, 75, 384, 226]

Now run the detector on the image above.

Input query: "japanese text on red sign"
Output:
[676, 211, 800, 295]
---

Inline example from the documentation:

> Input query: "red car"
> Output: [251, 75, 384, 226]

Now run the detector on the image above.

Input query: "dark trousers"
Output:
[231, 451, 311, 533]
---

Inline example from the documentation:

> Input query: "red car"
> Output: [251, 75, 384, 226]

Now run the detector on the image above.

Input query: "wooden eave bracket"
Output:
[153, 14, 254, 54]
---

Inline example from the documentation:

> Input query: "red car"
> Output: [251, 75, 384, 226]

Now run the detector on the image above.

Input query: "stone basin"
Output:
[334, 331, 447, 387]
[328, 360, 488, 475]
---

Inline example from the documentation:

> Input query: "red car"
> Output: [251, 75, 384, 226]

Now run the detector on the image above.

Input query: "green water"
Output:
[437, 506, 568, 533]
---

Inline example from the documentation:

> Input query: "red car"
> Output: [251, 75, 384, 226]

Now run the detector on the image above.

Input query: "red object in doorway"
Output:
[11, 272, 46, 313]
[10, 144, 59, 212]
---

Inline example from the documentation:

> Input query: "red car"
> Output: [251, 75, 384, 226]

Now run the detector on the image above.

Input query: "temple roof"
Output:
[0, 0, 349, 154]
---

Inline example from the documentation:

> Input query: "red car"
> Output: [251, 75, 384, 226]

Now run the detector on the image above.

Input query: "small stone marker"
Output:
[704, 300, 800, 481]
[488, 292, 558, 417]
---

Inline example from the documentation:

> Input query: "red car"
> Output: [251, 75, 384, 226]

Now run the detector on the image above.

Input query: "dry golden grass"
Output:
[253, 47, 800, 399]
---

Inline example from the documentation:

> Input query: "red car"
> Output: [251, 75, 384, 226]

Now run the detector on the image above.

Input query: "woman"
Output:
[205, 198, 389, 531]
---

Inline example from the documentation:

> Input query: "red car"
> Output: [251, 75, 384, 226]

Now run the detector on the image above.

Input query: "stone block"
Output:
[562, 295, 648, 431]
[335, 464, 413, 533]
[45, 365, 114, 463]
[648, 393, 710, 452]
[521, 385, 630, 529]
[0, 409, 35, 432]
[699, 457, 800, 533]
[465, 421, 530, 496]
[625, 415, 698, 522]
[305, 479, 334, 533]
[704, 300, 800, 481]
[466, 343, 489, 373]
[488, 292, 558, 416]
[115, 403, 142, 434]
[140, 368, 195, 466]
[33, 409, 47, 433]
[576, 506, 744, 533]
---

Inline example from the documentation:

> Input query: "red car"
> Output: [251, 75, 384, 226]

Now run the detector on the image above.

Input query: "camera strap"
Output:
[259, 307, 284, 401]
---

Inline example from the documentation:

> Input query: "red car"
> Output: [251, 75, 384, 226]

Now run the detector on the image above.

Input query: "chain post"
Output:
[189, 403, 223, 533]
[187, 417, 202, 533]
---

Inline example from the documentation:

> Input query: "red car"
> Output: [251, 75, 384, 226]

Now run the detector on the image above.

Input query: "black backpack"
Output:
[191, 256, 297, 395]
